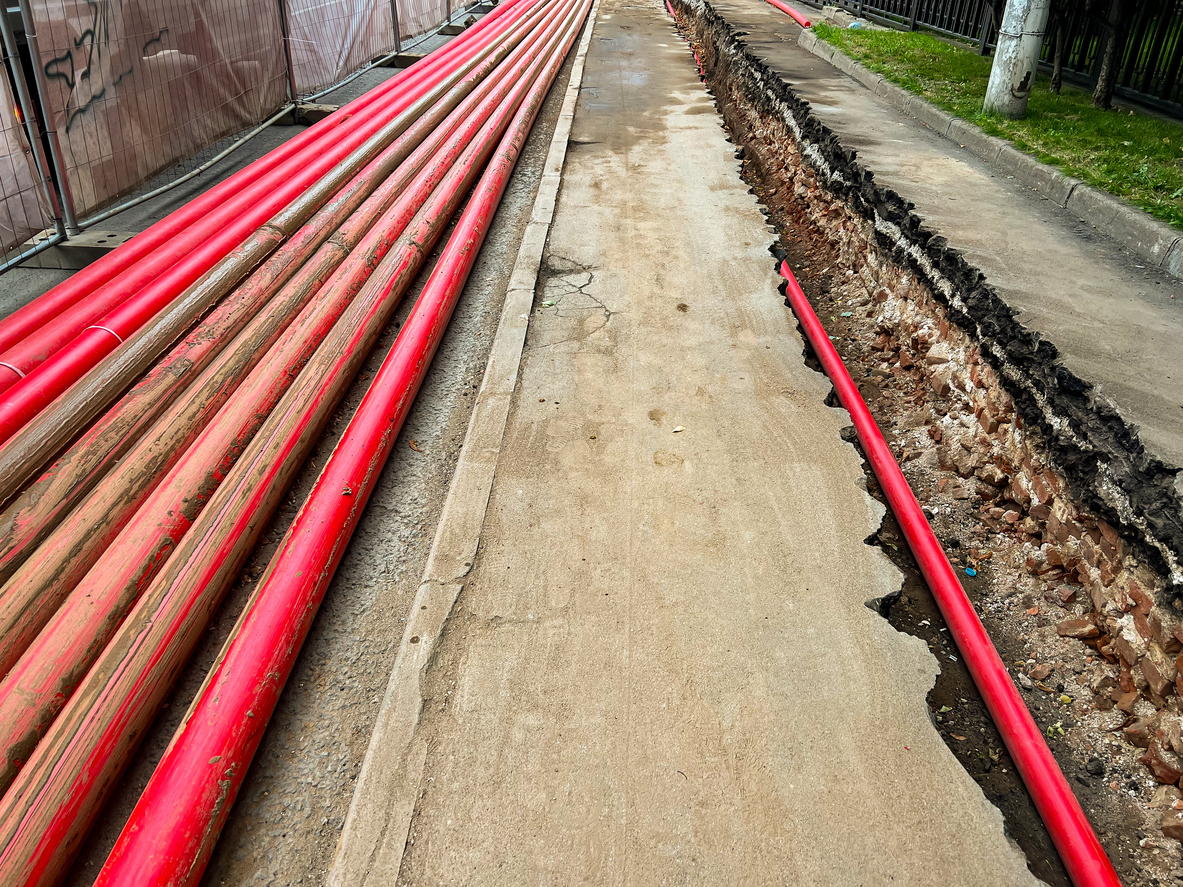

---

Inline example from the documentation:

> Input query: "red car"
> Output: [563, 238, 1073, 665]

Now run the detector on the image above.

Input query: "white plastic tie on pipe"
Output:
[85, 325, 124, 344]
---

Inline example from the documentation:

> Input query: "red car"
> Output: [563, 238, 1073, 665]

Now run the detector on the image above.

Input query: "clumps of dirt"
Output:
[803, 255, 1183, 886]
[679, 0, 1183, 597]
[667, 0, 1183, 883]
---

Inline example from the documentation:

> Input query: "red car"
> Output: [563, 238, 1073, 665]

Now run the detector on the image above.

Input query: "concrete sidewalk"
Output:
[331, 0, 1041, 882]
[715, 0, 1183, 479]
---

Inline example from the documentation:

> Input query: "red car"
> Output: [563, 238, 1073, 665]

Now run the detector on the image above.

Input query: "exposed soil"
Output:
[667, 2, 1183, 884]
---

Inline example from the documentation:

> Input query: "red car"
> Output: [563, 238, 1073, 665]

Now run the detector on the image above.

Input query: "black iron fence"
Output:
[1048, 0, 1183, 108]
[813, 0, 1183, 114]
[823, 0, 996, 45]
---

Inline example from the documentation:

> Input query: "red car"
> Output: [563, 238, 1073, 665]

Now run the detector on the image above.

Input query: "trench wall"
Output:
[673, 0, 1183, 715]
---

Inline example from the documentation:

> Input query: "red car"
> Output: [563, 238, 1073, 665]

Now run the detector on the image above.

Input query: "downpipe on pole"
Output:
[982, 0, 1050, 117]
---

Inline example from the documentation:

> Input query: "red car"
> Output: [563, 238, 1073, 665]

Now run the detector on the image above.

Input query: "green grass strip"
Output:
[813, 23, 1183, 231]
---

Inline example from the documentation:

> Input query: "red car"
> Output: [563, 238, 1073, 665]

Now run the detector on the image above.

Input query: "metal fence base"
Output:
[17, 230, 137, 271]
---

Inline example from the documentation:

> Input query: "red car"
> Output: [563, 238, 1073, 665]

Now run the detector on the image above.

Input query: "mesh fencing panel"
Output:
[287, 0, 396, 96]
[6, 0, 461, 237]
[398, 0, 450, 42]
[0, 64, 53, 256]
[28, 0, 290, 217]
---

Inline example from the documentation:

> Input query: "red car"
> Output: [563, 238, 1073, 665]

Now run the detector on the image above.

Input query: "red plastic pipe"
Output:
[0, 1, 555, 444]
[93, 3, 589, 882]
[0, 3, 578, 787]
[0, 0, 530, 357]
[0, 0, 564, 490]
[0, 22, 564, 870]
[778, 260, 1118, 887]
[764, 0, 811, 27]
[0, 0, 574, 588]
[0, 0, 544, 395]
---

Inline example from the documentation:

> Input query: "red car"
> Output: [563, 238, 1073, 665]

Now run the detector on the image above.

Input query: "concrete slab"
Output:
[18, 230, 137, 270]
[336, 0, 1043, 882]
[709, 0, 1183, 475]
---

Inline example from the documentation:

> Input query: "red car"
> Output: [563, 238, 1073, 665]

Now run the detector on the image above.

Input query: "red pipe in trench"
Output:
[90, 1, 590, 882]
[779, 260, 1119, 887]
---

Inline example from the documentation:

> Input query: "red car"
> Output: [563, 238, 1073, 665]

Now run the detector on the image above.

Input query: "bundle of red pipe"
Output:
[0, 0, 591, 882]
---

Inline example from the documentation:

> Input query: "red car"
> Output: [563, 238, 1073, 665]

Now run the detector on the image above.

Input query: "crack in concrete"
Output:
[533, 253, 616, 346]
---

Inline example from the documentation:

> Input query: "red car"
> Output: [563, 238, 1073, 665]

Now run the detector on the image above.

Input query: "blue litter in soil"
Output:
[965, 567, 977, 577]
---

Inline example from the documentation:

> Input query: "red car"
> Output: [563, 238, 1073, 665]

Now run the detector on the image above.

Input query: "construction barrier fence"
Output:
[0, 23, 56, 261]
[0, 0, 457, 259]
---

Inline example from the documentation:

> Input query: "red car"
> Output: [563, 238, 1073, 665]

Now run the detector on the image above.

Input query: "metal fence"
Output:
[0, 0, 457, 264]
[1046, 0, 1183, 109]
[288, 0, 399, 97]
[821, 0, 1183, 113]
[825, 0, 995, 44]
[28, 0, 291, 219]
[0, 8, 59, 261]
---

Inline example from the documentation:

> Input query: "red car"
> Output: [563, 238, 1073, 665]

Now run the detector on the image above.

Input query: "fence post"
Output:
[390, 0, 402, 51]
[15, 0, 79, 234]
[977, 1, 992, 55]
[908, 0, 920, 31]
[276, 0, 301, 102]
[0, 6, 64, 236]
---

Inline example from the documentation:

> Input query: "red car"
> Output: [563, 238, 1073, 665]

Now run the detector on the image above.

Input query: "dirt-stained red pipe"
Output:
[0, 0, 570, 593]
[0, 0, 561, 493]
[0, 0, 544, 394]
[0, 0, 552, 441]
[92, 3, 589, 881]
[0, 29, 563, 874]
[0, 3, 579, 802]
[778, 260, 1118, 887]
[0, 0, 529, 359]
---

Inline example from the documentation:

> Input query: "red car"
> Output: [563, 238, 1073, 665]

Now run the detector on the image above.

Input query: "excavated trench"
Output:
[668, 2, 1183, 885]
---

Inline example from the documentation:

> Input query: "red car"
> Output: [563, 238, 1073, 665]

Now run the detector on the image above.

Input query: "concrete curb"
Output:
[797, 30, 1183, 279]
[325, 5, 600, 883]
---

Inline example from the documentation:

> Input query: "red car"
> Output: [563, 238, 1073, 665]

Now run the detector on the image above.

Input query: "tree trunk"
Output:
[1092, 0, 1126, 109]
[1050, 8, 1064, 93]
